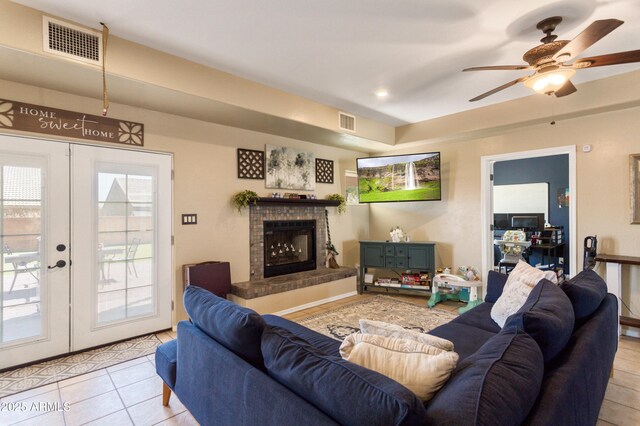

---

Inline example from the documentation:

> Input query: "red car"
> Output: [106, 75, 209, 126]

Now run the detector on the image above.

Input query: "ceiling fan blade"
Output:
[469, 77, 527, 102]
[573, 49, 640, 68]
[554, 80, 577, 97]
[553, 19, 624, 61]
[463, 65, 530, 71]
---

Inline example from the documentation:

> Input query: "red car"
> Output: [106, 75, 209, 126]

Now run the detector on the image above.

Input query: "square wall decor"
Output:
[237, 148, 265, 179]
[316, 158, 334, 184]
[265, 144, 315, 190]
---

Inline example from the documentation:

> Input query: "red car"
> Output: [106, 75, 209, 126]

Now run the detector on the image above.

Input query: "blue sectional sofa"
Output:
[155, 269, 617, 426]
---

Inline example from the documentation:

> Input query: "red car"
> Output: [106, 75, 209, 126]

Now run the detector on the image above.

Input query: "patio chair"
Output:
[3, 242, 40, 292]
[126, 237, 141, 277]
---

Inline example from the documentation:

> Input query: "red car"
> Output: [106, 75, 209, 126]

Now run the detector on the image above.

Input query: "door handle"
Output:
[48, 260, 67, 269]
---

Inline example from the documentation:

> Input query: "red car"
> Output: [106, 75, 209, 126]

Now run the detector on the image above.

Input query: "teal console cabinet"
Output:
[359, 241, 435, 295]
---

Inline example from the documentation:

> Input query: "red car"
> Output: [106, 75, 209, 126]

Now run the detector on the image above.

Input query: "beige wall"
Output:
[0, 78, 369, 323]
[371, 106, 640, 317]
[0, 0, 395, 149]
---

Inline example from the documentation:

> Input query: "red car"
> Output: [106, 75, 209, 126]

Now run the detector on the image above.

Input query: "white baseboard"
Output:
[622, 326, 640, 338]
[272, 291, 358, 316]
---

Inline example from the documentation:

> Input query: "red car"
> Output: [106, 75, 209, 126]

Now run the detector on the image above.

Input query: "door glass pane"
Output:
[96, 170, 156, 324]
[1, 166, 43, 344]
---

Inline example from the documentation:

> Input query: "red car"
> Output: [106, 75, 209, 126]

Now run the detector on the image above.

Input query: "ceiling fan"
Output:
[464, 16, 640, 102]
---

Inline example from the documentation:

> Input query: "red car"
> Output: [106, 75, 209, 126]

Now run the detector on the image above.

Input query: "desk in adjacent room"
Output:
[529, 242, 565, 269]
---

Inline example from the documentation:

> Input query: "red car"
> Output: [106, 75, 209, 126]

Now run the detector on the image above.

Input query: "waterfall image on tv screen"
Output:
[357, 152, 441, 203]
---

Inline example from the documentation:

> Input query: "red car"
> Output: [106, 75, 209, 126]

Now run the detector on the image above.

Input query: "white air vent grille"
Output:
[43, 17, 102, 65]
[338, 112, 356, 132]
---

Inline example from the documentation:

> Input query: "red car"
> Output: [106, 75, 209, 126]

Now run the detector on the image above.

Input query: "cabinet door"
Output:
[407, 245, 434, 270]
[385, 257, 397, 268]
[362, 244, 385, 267]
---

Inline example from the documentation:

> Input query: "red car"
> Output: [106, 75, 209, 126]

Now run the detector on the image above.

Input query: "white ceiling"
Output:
[12, 0, 640, 126]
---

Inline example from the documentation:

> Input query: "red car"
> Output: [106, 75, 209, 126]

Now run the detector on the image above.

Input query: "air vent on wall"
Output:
[338, 112, 356, 132]
[43, 17, 102, 66]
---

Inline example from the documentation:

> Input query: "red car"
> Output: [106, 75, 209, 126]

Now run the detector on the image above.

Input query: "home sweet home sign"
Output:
[0, 98, 143, 146]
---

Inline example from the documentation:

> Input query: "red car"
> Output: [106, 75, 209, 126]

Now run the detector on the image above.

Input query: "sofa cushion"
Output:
[359, 319, 454, 351]
[183, 285, 266, 369]
[155, 339, 177, 390]
[485, 270, 508, 303]
[504, 279, 574, 363]
[424, 328, 544, 426]
[263, 314, 341, 356]
[428, 322, 497, 361]
[339, 332, 458, 401]
[262, 324, 428, 426]
[491, 260, 558, 328]
[560, 269, 608, 322]
[450, 302, 501, 334]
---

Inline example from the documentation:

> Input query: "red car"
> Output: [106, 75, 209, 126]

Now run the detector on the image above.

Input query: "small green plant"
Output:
[326, 193, 346, 214]
[233, 190, 259, 212]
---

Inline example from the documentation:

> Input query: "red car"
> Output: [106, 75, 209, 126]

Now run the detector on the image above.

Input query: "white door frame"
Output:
[480, 145, 577, 296]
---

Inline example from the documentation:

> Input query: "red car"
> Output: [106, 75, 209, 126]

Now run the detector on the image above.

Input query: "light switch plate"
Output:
[182, 214, 197, 225]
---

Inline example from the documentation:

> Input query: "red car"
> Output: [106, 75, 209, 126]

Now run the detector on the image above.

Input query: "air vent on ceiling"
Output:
[338, 112, 356, 132]
[43, 16, 102, 66]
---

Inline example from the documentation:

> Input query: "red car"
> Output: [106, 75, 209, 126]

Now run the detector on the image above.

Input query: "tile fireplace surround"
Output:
[248, 204, 327, 280]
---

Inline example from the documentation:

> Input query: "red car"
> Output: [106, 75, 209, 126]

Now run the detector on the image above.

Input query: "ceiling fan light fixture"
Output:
[524, 69, 576, 94]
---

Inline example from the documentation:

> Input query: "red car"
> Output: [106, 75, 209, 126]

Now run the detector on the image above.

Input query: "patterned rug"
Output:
[296, 295, 458, 340]
[0, 334, 162, 398]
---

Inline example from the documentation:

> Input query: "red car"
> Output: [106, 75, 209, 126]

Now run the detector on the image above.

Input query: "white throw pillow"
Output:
[359, 319, 454, 351]
[491, 260, 558, 327]
[339, 333, 459, 401]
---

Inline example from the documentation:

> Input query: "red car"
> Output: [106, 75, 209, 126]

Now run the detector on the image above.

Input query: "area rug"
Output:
[296, 295, 458, 340]
[0, 333, 162, 398]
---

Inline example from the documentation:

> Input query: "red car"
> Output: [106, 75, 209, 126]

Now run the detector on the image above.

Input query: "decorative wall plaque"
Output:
[237, 148, 265, 179]
[0, 99, 143, 145]
[316, 158, 334, 184]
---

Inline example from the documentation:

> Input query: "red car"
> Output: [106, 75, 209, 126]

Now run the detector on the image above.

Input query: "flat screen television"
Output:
[357, 152, 441, 203]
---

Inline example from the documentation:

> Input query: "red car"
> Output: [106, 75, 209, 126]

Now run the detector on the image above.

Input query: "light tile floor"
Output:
[2, 294, 639, 425]
[0, 330, 198, 426]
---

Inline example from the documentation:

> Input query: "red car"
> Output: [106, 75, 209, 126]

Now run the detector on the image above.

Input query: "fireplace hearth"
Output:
[264, 220, 316, 277]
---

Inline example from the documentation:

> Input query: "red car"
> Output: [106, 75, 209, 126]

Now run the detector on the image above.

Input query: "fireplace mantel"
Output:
[254, 197, 340, 207]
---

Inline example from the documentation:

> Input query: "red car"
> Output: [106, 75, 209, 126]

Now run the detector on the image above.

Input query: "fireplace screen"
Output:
[264, 220, 316, 277]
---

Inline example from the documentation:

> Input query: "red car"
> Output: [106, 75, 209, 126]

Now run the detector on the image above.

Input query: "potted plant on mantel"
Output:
[232, 190, 259, 212]
[326, 193, 346, 214]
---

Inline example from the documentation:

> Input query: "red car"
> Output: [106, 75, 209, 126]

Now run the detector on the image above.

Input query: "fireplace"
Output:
[263, 220, 316, 278]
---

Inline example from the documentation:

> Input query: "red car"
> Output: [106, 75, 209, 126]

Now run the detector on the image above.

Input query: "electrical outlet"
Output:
[182, 214, 197, 225]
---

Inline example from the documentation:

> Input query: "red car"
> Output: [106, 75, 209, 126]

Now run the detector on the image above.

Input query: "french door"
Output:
[71, 144, 172, 350]
[0, 136, 70, 369]
[0, 134, 172, 369]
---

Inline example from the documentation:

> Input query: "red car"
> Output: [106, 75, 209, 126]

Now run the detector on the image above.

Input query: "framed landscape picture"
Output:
[265, 144, 315, 190]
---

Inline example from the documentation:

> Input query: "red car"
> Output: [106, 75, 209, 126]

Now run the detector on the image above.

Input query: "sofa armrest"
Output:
[174, 321, 337, 426]
[485, 271, 508, 303]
